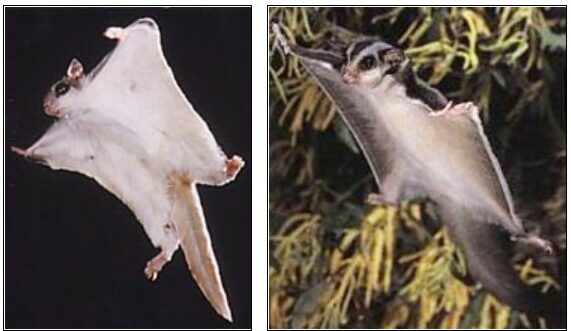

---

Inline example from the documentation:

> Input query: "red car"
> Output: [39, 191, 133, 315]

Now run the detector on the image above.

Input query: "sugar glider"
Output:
[273, 23, 557, 315]
[12, 18, 244, 322]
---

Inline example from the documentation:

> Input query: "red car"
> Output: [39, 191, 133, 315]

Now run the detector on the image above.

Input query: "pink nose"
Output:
[342, 69, 358, 84]
[44, 104, 62, 117]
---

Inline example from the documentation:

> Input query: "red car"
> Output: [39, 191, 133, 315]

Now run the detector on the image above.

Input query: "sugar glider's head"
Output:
[44, 58, 85, 118]
[43, 18, 161, 119]
[341, 40, 407, 87]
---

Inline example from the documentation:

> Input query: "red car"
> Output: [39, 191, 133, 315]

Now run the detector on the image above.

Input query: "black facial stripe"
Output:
[348, 40, 375, 60]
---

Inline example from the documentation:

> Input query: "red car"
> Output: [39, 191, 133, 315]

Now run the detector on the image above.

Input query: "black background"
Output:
[5, 7, 252, 328]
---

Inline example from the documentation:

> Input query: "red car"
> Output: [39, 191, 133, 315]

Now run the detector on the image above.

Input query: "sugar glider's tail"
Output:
[169, 175, 232, 322]
[440, 204, 562, 319]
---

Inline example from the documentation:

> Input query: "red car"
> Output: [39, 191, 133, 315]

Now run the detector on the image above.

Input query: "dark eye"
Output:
[54, 82, 70, 97]
[358, 55, 376, 70]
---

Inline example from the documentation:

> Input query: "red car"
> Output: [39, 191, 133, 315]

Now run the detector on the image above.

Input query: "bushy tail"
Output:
[440, 205, 562, 319]
[170, 177, 232, 321]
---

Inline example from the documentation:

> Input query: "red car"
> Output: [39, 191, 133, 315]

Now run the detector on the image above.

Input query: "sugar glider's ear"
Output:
[380, 48, 407, 74]
[66, 58, 84, 79]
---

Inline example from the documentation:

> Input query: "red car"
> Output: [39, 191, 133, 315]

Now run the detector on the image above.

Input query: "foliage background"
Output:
[268, 7, 566, 329]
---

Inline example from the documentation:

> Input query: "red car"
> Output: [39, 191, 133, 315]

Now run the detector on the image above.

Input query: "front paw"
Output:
[430, 102, 478, 117]
[11, 146, 28, 157]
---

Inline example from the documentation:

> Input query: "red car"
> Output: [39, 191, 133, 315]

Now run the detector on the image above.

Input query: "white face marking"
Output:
[44, 58, 87, 118]
[44, 80, 83, 118]
[351, 41, 393, 65]
[342, 41, 402, 88]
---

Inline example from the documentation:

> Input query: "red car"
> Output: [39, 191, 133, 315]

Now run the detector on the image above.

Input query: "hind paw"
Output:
[225, 155, 244, 179]
[143, 252, 170, 281]
[514, 234, 554, 254]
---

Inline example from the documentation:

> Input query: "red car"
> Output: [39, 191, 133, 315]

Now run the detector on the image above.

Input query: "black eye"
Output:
[54, 82, 70, 97]
[358, 55, 376, 70]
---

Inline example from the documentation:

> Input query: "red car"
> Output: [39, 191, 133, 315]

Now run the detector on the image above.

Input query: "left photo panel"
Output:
[5, 7, 251, 328]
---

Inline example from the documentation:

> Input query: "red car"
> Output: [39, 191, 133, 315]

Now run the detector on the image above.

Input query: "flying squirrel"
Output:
[273, 23, 560, 316]
[12, 18, 245, 322]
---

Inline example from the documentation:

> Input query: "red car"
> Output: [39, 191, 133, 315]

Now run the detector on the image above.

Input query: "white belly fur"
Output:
[365, 82, 505, 213]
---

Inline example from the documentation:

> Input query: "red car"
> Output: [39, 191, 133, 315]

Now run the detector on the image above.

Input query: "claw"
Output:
[143, 252, 169, 281]
[144, 269, 158, 282]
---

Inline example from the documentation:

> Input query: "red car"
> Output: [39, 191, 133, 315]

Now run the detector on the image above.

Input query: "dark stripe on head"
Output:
[347, 40, 375, 60]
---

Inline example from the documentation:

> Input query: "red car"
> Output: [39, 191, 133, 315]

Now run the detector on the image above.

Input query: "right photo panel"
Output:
[269, 7, 566, 329]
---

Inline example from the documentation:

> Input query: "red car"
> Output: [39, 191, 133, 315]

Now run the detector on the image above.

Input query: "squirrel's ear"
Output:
[380, 48, 406, 74]
[66, 58, 84, 79]
[380, 48, 405, 65]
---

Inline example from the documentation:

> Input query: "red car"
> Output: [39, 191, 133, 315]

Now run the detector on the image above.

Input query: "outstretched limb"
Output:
[11, 145, 46, 164]
[429, 101, 478, 117]
[272, 23, 345, 68]
[512, 234, 554, 254]
[200, 155, 245, 186]
[144, 223, 180, 281]
[11, 146, 28, 157]
[144, 251, 171, 281]
[104, 27, 125, 40]
[225, 155, 244, 179]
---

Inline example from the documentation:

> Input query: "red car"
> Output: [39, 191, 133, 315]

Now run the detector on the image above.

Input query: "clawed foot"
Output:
[429, 102, 478, 117]
[143, 252, 170, 281]
[226, 155, 244, 179]
[11, 146, 28, 157]
[514, 234, 554, 254]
